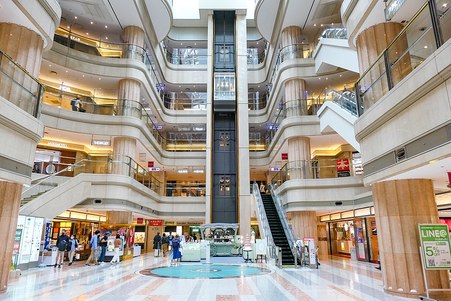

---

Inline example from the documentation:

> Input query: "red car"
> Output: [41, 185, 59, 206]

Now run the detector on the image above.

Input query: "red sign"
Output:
[281, 153, 288, 160]
[148, 219, 163, 226]
[336, 159, 350, 171]
[137, 218, 144, 224]
[148, 161, 154, 168]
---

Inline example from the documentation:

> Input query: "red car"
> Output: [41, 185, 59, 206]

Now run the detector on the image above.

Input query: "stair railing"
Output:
[268, 184, 300, 262]
[22, 159, 90, 197]
[252, 183, 276, 259]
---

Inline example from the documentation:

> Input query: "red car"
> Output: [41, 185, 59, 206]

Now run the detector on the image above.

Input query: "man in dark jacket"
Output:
[153, 232, 161, 257]
[54, 229, 69, 268]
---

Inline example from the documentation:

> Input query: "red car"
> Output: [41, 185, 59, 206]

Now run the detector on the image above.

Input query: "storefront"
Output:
[320, 207, 378, 262]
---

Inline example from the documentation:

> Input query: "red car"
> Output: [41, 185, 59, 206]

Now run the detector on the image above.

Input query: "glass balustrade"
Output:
[0, 49, 43, 117]
[271, 157, 363, 187]
[29, 155, 206, 198]
[355, 0, 449, 115]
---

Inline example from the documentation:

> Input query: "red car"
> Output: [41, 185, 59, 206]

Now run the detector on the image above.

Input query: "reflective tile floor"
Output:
[0, 254, 413, 301]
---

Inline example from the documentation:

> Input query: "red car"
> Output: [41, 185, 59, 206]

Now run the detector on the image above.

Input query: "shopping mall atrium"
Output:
[0, 0, 450, 300]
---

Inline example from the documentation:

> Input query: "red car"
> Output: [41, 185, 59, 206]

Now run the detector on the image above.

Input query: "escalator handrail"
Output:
[253, 183, 276, 259]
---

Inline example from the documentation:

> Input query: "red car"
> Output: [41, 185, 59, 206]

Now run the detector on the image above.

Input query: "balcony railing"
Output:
[53, 27, 162, 101]
[355, 0, 449, 115]
[0, 48, 44, 118]
[165, 48, 208, 65]
[162, 92, 207, 110]
[327, 90, 358, 116]
[41, 89, 206, 152]
[271, 158, 363, 187]
[248, 91, 268, 110]
[320, 27, 348, 39]
[27, 155, 206, 198]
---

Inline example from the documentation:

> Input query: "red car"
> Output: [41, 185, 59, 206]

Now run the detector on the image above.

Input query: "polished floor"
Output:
[1, 253, 412, 301]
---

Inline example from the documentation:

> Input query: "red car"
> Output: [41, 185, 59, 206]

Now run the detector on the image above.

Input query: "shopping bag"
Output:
[154, 249, 160, 257]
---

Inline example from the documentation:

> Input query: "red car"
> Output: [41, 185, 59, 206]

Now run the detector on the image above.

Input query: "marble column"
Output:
[288, 137, 312, 179]
[372, 179, 450, 298]
[121, 26, 145, 60]
[112, 137, 136, 176]
[0, 181, 22, 292]
[106, 211, 132, 224]
[0, 23, 44, 115]
[117, 78, 141, 118]
[281, 26, 305, 59]
[290, 211, 317, 241]
[356, 22, 411, 108]
[284, 79, 307, 116]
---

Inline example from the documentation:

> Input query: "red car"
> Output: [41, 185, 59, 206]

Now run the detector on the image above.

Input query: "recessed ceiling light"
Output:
[65, 70, 68, 73]
[326, 78, 328, 80]
[179, 85, 181, 88]
[318, 77, 321, 80]
[90, 21, 93, 24]
[86, 33, 89, 35]
[105, 25, 108, 29]
[67, 26, 70, 29]
[49, 64, 52, 67]
[313, 24, 317, 27]
[105, 37, 108, 40]
[339, 74, 342, 77]
[424, 45, 428, 49]
[82, 74, 85, 77]
[320, 24, 324, 27]
[74, 16, 78, 19]
[98, 77, 101, 80]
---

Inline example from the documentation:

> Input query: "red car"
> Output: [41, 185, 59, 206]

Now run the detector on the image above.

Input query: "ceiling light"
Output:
[49, 64, 52, 67]
[424, 45, 428, 49]
[90, 21, 93, 24]
[105, 25, 108, 29]
[339, 74, 342, 77]
[314, 24, 317, 27]
[105, 37, 108, 40]
[443, 3, 447, 8]
[98, 77, 101, 80]
[82, 75, 85, 77]
[320, 24, 324, 27]
[67, 26, 70, 29]
[65, 70, 68, 73]
[326, 77, 328, 80]
[86, 33, 89, 35]
[74, 16, 78, 19]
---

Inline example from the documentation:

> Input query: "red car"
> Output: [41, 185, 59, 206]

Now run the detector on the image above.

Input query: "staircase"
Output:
[261, 193, 295, 265]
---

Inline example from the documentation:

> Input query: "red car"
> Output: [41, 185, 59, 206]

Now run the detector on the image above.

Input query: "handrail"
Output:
[268, 184, 298, 262]
[356, 1, 430, 87]
[23, 159, 89, 195]
[252, 183, 276, 259]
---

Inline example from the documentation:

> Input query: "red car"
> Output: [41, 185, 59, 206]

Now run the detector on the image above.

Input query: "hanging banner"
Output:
[419, 224, 451, 270]
[336, 158, 351, 177]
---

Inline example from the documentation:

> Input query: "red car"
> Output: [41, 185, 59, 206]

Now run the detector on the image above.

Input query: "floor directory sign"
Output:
[419, 224, 451, 270]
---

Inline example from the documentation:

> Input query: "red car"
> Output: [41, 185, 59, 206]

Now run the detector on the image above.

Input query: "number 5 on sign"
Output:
[419, 224, 451, 270]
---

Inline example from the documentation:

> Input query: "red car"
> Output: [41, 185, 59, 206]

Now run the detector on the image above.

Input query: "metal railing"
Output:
[162, 92, 207, 110]
[320, 27, 348, 39]
[355, 0, 449, 116]
[25, 156, 207, 199]
[165, 48, 208, 65]
[248, 91, 268, 110]
[252, 183, 277, 259]
[53, 27, 162, 101]
[271, 158, 363, 187]
[0, 48, 44, 118]
[385, 0, 408, 21]
[327, 90, 358, 116]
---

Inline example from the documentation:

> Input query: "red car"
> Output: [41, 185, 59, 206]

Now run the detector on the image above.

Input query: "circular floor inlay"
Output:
[140, 264, 271, 279]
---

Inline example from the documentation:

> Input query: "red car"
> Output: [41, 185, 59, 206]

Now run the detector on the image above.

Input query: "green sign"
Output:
[419, 224, 451, 270]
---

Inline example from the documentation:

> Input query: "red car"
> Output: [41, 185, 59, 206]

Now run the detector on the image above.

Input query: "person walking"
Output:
[171, 234, 182, 265]
[54, 229, 69, 268]
[110, 234, 122, 264]
[153, 232, 162, 257]
[85, 230, 100, 266]
[67, 234, 79, 266]
[71, 96, 81, 111]
[161, 233, 168, 257]
[98, 233, 108, 264]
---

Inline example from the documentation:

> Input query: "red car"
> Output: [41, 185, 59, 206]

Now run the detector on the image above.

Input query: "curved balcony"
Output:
[41, 89, 206, 152]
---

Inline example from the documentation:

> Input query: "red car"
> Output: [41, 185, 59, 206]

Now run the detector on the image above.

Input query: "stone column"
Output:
[356, 22, 411, 108]
[285, 79, 307, 116]
[121, 26, 145, 60]
[290, 211, 317, 241]
[0, 23, 44, 115]
[372, 179, 450, 298]
[117, 78, 141, 118]
[0, 181, 22, 292]
[112, 137, 136, 176]
[288, 137, 312, 179]
[281, 26, 305, 60]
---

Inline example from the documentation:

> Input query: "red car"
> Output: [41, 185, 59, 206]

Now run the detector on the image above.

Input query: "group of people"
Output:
[85, 230, 122, 266]
[153, 232, 188, 265]
[53, 229, 122, 268]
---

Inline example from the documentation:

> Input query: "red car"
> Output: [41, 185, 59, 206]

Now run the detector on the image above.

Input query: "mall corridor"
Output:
[0, 254, 412, 301]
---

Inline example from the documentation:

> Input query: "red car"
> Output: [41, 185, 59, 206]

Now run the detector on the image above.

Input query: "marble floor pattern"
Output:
[0, 254, 413, 301]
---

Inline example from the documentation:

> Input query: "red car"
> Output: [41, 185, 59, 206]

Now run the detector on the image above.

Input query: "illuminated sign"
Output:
[149, 167, 160, 171]
[270, 167, 281, 171]
[91, 139, 111, 146]
[47, 141, 68, 148]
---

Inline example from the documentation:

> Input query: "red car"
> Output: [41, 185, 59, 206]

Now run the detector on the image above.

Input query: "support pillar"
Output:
[356, 22, 411, 108]
[284, 79, 307, 116]
[121, 26, 144, 60]
[287, 137, 312, 179]
[0, 181, 22, 292]
[372, 179, 450, 298]
[0, 23, 44, 115]
[290, 211, 317, 241]
[112, 137, 136, 176]
[117, 78, 141, 118]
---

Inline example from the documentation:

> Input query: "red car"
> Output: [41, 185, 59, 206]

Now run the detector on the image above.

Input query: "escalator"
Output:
[261, 193, 295, 265]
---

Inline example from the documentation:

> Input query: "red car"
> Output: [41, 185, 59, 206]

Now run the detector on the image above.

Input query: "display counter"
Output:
[181, 243, 201, 262]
